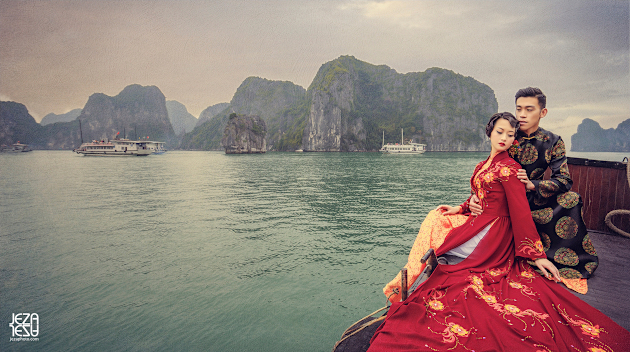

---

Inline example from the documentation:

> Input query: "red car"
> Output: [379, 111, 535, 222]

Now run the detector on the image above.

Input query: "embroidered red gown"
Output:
[368, 151, 630, 352]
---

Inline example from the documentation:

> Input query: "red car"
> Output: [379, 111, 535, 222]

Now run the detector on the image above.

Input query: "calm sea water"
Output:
[0, 150, 625, 351]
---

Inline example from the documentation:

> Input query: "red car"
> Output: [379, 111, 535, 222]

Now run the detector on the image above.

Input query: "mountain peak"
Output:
[572, 118, 630, 152]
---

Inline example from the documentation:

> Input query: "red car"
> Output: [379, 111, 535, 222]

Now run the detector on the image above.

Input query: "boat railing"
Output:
[545, 157, 630, 234]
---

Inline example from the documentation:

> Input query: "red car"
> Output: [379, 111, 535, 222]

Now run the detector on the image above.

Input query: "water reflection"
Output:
[1, 151, 485, 352]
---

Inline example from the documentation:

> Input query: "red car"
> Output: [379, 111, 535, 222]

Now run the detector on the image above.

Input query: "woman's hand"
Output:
[534, 258, 561, 282]
[436, 205, 462, 215]
[469, 194, 483, 216]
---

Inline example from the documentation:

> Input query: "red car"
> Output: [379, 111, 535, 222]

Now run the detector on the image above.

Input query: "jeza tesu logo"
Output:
[9, 313, 39, 338]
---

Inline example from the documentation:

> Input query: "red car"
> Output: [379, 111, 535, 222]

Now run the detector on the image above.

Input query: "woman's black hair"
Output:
[485, 112, 519, 137]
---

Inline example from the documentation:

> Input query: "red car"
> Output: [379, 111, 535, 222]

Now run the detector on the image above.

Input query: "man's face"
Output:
[515, 96, 547, 135]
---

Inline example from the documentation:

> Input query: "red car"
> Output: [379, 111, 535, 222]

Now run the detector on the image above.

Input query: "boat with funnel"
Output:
[379, 130, 426, 154]
[74, 138, 152, 156]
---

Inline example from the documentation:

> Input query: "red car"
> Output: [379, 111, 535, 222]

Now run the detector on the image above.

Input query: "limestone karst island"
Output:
[1, 56, 628, 152]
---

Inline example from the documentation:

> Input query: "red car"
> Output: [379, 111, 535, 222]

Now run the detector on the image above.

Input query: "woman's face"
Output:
[490, 118, 516, 153]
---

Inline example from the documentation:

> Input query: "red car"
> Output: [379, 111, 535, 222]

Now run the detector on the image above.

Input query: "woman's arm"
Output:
[501, 163, 547, 260]
[534, 258, 561, 281]
[436, 204, 462, 215]
[502, 163, 562, 281]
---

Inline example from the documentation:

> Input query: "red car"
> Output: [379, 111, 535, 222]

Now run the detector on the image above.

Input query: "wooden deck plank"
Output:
[570, 231, 630, 331]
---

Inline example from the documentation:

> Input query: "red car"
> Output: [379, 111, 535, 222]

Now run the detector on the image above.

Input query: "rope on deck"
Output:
[605, 158, 630, 238]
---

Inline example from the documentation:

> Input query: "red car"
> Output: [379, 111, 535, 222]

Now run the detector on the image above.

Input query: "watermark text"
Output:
[9, 313, 39, 342]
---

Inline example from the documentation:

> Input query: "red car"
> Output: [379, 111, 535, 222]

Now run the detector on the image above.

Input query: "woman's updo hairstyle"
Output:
[485, 112, 519, 137]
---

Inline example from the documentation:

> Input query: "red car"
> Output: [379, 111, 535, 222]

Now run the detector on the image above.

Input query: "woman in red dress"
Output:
[368, 112, 630, 351]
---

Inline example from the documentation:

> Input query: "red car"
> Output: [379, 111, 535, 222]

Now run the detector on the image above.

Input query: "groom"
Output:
[469, 87, 598, 281]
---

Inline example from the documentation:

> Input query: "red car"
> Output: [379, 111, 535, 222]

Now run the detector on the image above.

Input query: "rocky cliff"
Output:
[0, 101, 83, 149]
[229, 77, 307, 151]
[4, 57, 499, 152]
[221, 114, 267, 154]
[195, 103, 230, 127]
[79, 84, 176, 146]
[302, 56, 497, 151]
[0, 101, 43, 147]
[180, 77, 306, 150]
[166, 100, 197, 135]
[40, 109, 82, 126]
[571, 118, 630, 152]
[2, 85, 176, 150]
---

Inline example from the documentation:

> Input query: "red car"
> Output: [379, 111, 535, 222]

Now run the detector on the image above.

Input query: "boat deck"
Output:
[334, 157, 630, 351]
[333, 230, 630, 352]
[570, 230, 630, 331]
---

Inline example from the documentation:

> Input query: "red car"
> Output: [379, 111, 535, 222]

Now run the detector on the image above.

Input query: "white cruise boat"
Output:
[1, 143, 33, 152]
[144, 141, 167, 154]
[379, 130, 426, 154]
[74, 138, 152, 156]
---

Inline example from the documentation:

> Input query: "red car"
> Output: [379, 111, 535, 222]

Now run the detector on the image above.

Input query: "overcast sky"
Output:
[1, 0, 628, 146]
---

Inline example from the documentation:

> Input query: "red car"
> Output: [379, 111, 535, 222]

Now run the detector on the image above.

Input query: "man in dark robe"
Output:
[471, 87, 598, 281]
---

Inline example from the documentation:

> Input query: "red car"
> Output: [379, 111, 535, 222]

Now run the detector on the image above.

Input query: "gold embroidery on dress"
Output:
[463, 273, 553, 335]
[426, 317, 477, 351]
[471, 160, 518, 210]
[507, 280, 538, 300]
[519, 238, 545, 256]
[554, 304, 615, 352]
[424, 288, 448, 315]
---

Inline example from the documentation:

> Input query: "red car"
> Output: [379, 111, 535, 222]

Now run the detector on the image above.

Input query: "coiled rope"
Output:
[604, 157, 630, 238]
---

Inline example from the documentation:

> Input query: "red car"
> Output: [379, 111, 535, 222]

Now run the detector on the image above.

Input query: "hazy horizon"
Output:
[1, 0, 628, 148]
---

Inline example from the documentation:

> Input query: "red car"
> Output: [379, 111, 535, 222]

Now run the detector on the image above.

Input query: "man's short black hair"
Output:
[515, 87, 546, 109]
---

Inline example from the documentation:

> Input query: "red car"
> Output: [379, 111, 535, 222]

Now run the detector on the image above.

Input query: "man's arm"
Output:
[518, 138, 572, 200]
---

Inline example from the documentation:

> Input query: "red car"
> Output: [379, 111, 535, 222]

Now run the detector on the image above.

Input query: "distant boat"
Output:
[143, 140, 167, 154]
[379, 129, 426, 154]
[295, 149, 304, 153]
[74, 138, 151, 156]
[1, 142, 32, 153]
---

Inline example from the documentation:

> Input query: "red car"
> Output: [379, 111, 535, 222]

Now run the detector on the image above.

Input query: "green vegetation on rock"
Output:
[303, 56, 496, 151]
[3, 57, 498, 152]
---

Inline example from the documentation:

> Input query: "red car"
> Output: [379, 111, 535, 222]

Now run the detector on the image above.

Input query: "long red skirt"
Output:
[369, 258, 630, 351]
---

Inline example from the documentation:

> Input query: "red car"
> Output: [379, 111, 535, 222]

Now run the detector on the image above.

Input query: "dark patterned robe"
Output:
[516, 127, 598, 279]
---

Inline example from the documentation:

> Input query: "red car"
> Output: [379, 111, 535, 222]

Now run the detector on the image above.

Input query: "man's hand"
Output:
[517, 169, 536, 191]
[469, 194, 483, 216]
[436, 205, 461, 215]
